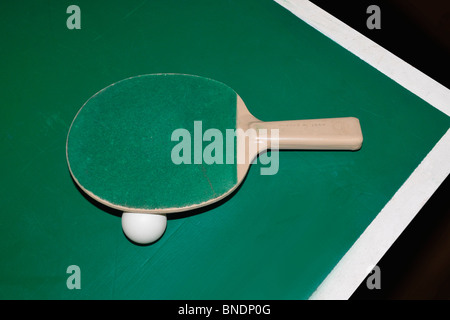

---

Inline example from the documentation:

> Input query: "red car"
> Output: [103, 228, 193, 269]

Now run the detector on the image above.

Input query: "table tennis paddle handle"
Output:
[253, 117, 363, 150]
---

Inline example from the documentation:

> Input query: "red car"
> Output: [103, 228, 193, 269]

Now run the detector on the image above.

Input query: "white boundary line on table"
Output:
[273, 0, 450, 299]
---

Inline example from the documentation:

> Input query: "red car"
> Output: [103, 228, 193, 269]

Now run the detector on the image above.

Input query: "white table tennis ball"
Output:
[122, 212, 167, 244]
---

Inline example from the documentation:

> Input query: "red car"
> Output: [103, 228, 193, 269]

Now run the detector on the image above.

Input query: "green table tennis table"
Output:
[1, 0, 449, 300]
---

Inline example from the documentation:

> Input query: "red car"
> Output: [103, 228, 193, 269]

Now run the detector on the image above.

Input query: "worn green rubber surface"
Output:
[1, 0, 449, 299]
[67, 74, 237, 210]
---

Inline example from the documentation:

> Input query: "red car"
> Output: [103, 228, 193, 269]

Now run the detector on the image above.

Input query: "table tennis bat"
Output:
[66, 74, 363, 244]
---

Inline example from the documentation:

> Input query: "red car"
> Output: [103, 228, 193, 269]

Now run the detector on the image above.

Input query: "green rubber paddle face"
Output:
[66, 74, 238, 212]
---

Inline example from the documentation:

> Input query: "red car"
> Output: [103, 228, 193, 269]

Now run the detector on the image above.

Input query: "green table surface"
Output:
[1, 0, 449, 299]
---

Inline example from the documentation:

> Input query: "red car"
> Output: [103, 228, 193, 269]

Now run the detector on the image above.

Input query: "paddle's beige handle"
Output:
[252, 117, 363, 150]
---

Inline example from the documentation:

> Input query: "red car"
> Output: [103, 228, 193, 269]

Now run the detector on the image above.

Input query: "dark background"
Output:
[309, 0, 450, 299]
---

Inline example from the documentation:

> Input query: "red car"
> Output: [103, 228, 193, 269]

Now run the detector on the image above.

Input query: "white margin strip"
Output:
[274, 0, 450, 116]
[311, 129, 450, 299]
[273, 0, 450, 299]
